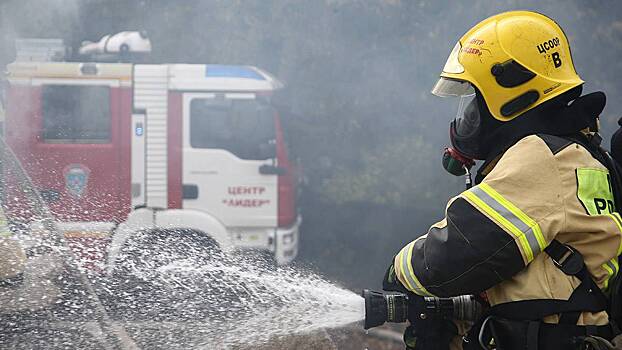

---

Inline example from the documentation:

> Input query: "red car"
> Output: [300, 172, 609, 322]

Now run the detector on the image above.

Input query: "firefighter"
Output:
[385, 10, 622, 350]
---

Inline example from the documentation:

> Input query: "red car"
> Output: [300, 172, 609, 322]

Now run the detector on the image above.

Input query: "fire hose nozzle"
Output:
[362, 289, 483, 330]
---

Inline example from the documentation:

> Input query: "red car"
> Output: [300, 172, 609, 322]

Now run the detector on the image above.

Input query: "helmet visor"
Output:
[431, 77, 475, 97]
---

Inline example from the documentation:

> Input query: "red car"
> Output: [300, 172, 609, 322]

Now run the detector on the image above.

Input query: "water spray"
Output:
[0, 137, 138, 349]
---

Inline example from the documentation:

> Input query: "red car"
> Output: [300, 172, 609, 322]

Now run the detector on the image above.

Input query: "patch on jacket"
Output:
[576, 168, 615, 215]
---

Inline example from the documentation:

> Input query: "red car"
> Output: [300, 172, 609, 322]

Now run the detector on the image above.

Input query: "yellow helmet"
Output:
[432, 10, 583, 121]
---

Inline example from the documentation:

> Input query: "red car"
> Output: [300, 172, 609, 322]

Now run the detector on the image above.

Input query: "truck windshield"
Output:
[190, 97, 276, 160]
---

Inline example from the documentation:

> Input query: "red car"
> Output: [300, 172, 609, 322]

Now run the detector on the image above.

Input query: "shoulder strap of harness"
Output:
[466, 239, 612, 349]
[489, 239, 608, 324]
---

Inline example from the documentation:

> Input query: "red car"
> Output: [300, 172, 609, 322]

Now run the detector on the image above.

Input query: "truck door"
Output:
[182, 93, 278, 228]
[6, 82, 131, 223]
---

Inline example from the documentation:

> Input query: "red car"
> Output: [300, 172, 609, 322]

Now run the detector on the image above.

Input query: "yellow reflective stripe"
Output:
[603, 258, 618, 290]
[394, 240, 435, 297]
[405, 241, 434, 297]
[608, 213, 622, 255]
[463, 190, 534, 263]
[603, 263, 613, 290]
[395, 248, 415, 291]
[479, 183, 547, 251]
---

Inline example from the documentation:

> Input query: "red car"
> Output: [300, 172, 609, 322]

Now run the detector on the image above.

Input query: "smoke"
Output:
[0, 0, 80, 63]
[1, 0, 621, 291]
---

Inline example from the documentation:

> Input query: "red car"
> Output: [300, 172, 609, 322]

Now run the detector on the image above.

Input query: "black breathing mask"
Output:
[443, 95, 488, 178]
[449, 96, 484, 160]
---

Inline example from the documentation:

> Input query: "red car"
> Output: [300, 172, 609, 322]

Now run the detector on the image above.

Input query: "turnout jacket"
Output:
[394, 134, 622, 325]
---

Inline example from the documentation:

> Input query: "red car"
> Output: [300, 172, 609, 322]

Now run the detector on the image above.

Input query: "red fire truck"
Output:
[4, 40, 301, 270]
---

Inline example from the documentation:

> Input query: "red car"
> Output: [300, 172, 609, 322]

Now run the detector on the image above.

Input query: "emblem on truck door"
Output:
[63, 164, 91, 198]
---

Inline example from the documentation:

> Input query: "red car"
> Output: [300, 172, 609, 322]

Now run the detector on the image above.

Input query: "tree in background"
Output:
[1, 0, 620, 289]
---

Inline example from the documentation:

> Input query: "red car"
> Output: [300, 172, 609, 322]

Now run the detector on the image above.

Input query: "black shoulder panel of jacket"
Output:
[410, 197, 524, 297]
[536, 134, 573, 155]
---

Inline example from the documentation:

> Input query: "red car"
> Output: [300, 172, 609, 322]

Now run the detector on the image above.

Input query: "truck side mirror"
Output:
[259, 164, 287, 176]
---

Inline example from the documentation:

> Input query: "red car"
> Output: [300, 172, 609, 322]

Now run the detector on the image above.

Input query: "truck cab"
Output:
[4, 40, 301, 269]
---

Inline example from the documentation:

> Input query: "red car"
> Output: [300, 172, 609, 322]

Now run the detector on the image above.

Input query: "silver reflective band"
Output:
[469, 186, 542, 259]
[431, 77, 475, 97]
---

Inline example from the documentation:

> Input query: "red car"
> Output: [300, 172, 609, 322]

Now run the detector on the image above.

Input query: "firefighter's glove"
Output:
[403, 325, 417, 349]
[382, 260, 408, 293]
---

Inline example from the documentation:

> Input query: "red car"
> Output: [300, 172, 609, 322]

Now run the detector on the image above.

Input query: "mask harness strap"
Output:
[464, 166, 472, 190]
